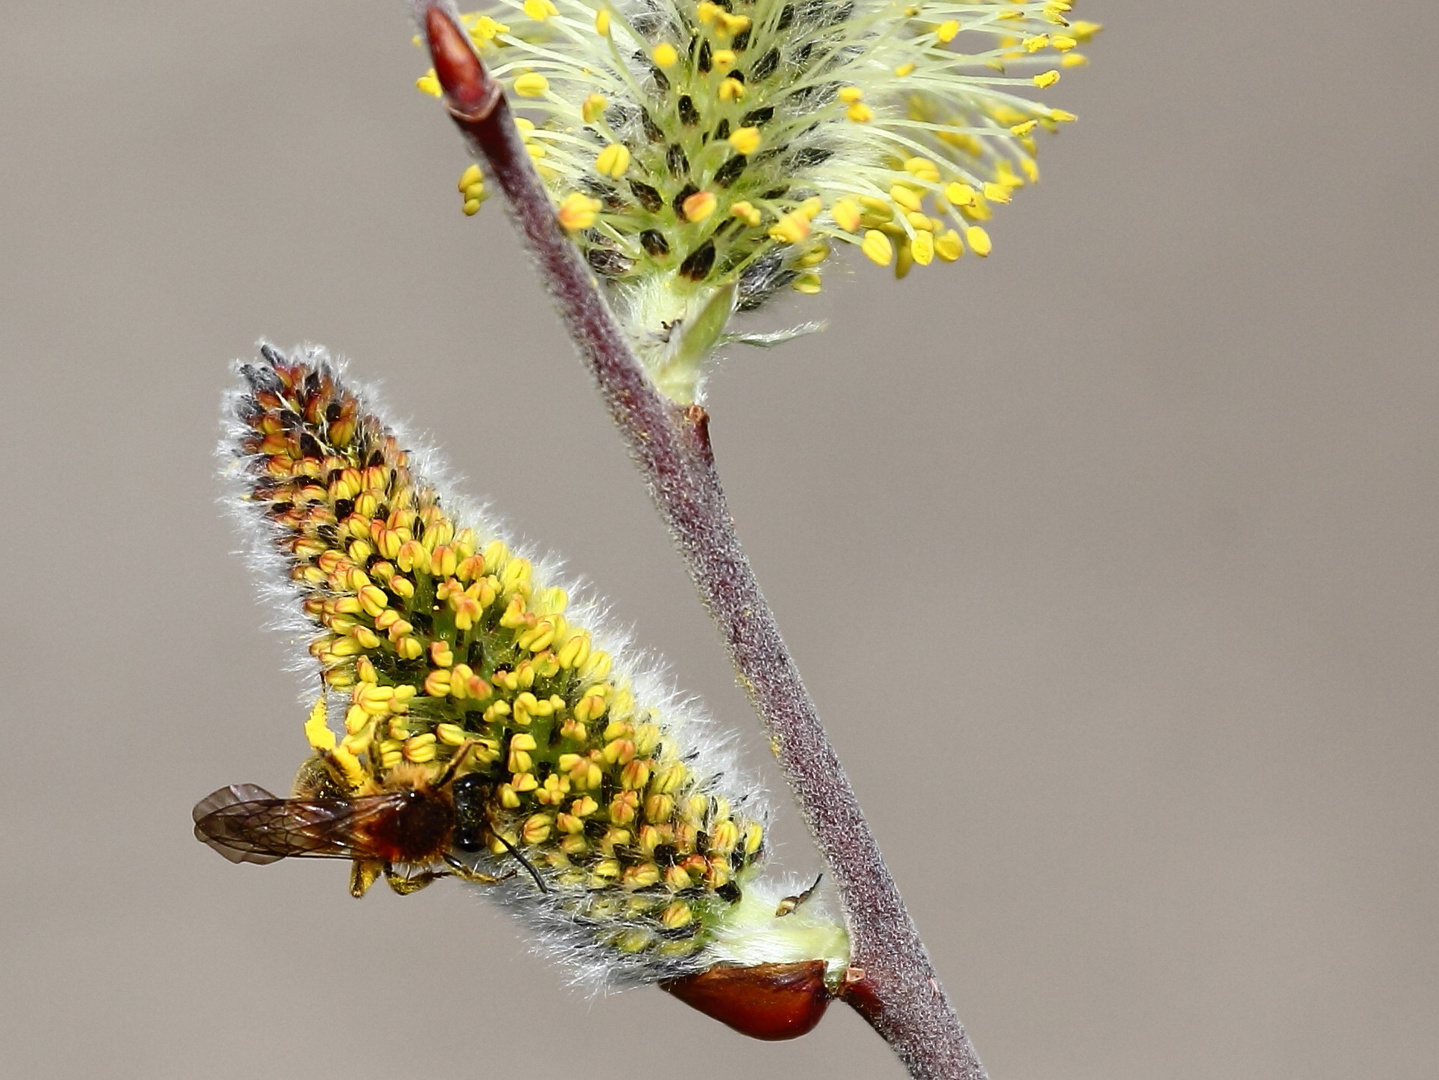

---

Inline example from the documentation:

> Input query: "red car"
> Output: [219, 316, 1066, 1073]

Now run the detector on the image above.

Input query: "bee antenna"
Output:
[493, 832, 548, 894]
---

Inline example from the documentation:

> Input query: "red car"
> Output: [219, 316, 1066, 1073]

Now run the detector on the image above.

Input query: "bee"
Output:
[193, 744, 541, 898]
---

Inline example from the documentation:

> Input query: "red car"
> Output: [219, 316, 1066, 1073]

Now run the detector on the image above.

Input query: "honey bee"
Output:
[193, 745, 540, 898]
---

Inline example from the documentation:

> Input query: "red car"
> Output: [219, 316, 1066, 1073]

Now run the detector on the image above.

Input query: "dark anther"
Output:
[741, 105, 774, 127]
[641, 229, 671, 257]
[697, 39, 712, 73]
[713, 117, 731, 141]
[752, 48, 780, 81]
[777, 3, 795, 30]
[666, 143, 690, 177]
[324, 401, 341, 424]
[587, 247, 636, 276]
[299, 432, 323, 459]
[678, 94, 700, 126]
[679, 240, 717, 281]
[728, 70, 745, 84]
[333, 498, 354, 520]
[716, 881, 742, 903]
[731, 27, 751, 51]
[629, 180, 664, 212]
[713, 154, 747, 188]
[672, 182, 700, 216]
[641, 108, 664, 142]
[789, 146, 833, 168]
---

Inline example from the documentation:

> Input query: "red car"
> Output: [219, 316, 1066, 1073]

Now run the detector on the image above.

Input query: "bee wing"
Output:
[192, 785, 402, 865]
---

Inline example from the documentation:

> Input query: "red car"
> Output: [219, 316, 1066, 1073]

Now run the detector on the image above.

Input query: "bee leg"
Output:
[383, 863, 447, 896]
[350, 858, 383, 898]
[440, 851, 512, 886]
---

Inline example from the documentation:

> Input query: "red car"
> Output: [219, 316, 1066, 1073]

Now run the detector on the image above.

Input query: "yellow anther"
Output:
[595, 143, 630, 179]
[558, 193, 601, 231]
[858, 195, 893, 220]
[903, 157, 941, 183]
[768, 211, 810, 245]
[660, 902, 694, 929]
[792, 272, 822, 294]
[457, 166, 482, 194]
[837, 86, 864, 103]
[910, 230, 935, 266]
[1049, 108, 1078, 122]
[965, 225, 992, 256]
[729, 200, 761, 226]
[894, 238, 913, 279]
[797, 241, 829, 267]
[620, 759, 651, 791]
[521, 814, 552, 846]
[944, 182, 976, 207]
[1021, 157, 1040, 183]
[982, 182, 1012, 204]
[513, 73, 549, 98]
[894, 62, 915, 77]
[1033, 69, 1060, 88]
[796, 196, 823, 220]
[653, 42, 679, 68]
[435, 723, 468, 746]
[1051, 33, 1076, 49]
[727, 127, 762, 156]
[594, 7, 611, 34]
[682, 190, 717, 222]
[1010, 119, 1039, 136]
[462, 199, 481, 216]
[403, 733, 437, 763]
[905, 211, 935, 231]
[861, 229, 894, 266]
[470, 16, 509, 41]
[831, 198, 861, 233]
[416, 72, 441, 98]
[1022, 34, 1049, 52]
[711, 49, 736, 72]
[936, 20, 960, 43]
[847, 102, 874, 123]
[889, 184, 923, 213]
[715, 11, 751, 37]
[997, 7, 1023, 19]
[718, 77, 746, 101]
[522, 0, 557, 19]
[581, 93, 607, 124]
[1061, 52, 1089, 67]
[696, 0, 720, 22]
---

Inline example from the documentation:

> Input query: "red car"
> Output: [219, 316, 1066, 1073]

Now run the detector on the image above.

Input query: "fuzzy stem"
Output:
[416, 6, 988, 1077]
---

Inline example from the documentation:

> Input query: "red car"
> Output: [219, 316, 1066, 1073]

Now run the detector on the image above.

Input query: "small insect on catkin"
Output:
[196, 344, 849, 1033]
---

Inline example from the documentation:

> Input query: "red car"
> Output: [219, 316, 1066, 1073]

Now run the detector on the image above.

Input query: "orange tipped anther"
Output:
[424, 7, 500, 119]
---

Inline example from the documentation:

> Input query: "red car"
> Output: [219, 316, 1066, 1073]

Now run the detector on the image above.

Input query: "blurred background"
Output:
[2, 2, 1435, 1077]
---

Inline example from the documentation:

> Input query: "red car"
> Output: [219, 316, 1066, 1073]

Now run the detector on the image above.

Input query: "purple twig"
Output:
[416, 6, 988, 1077]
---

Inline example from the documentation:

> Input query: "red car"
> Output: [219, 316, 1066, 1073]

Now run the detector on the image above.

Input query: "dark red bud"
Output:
[423, 6, 500, 119]
[661, 961, 832, 1041]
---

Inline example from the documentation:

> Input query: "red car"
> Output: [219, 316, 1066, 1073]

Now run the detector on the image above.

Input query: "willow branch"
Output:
[416, 6, 987, 1077]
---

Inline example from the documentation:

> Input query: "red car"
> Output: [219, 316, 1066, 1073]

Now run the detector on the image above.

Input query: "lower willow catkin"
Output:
[199, 344, 848, 1021]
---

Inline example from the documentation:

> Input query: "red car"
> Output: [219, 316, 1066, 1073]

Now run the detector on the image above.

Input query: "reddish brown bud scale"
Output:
[423, 7, 500, 119]
[660, 961, 832, 1041]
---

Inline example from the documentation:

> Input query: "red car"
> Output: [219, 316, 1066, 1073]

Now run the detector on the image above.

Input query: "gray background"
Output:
[2, 2, 1435, 1077]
